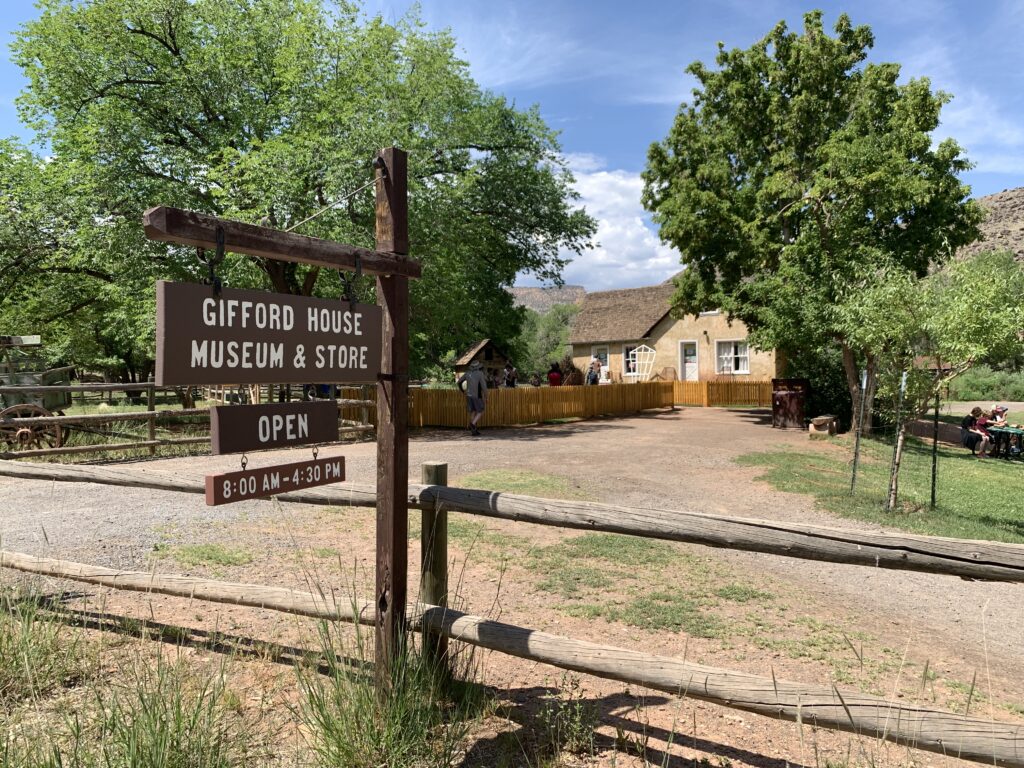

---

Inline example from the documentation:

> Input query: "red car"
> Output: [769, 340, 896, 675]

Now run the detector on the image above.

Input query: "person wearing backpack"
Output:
[456, 360, 488, 436]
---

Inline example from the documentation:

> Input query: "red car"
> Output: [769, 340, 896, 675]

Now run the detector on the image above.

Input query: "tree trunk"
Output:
[841, 343, 876, 434]
[886, 420, 907, 511]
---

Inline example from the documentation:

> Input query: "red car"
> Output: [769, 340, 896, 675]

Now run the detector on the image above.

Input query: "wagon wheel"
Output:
[0, 404, 63, 451]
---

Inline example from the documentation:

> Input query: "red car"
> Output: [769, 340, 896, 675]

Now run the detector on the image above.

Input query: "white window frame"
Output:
[678, 340, 699, 381]
[622, 342, 641, 376]
[698, 310, 721, 316]
[715, 339, 750, 375]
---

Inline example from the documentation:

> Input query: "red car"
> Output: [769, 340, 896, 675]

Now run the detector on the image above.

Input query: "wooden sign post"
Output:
[374, 148, 410, 682]
[144, 148, 415, 684]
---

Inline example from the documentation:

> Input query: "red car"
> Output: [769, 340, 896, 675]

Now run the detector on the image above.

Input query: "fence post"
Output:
[701, 381, 710, 407]
[146, 377, 156, 456]
[420, 461, 448, 672]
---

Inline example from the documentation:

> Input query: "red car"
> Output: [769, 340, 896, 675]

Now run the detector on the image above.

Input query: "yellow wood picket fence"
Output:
[340, 380, 772, 428]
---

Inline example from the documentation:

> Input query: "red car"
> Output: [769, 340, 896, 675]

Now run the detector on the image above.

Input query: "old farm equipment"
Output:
[0, 336, 73, 450]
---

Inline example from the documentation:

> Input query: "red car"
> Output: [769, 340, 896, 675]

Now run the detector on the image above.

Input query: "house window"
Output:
[716, 340, 749, 374]
[623, 344, 639, 374]
[591, 346, 609, 367]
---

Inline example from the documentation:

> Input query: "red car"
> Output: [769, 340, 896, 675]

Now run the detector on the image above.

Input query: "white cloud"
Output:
[534, 158, 680, 291]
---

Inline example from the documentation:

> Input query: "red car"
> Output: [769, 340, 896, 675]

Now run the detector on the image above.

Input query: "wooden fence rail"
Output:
[4, 460, 1024, 583]
[2, 548, 1020, 767]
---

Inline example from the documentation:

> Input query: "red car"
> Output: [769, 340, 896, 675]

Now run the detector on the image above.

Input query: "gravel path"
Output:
[2, 406, 1022, 721]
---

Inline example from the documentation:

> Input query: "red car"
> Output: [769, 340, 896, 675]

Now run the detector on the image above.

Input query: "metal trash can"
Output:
[771, 378, 810, 429]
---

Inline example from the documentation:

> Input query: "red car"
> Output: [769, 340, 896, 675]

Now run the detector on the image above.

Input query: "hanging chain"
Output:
[339, 255, 362, 310]
[240, 452, 248, 471]
[312, 445, 319, 461]
[197, 225, 226, 296]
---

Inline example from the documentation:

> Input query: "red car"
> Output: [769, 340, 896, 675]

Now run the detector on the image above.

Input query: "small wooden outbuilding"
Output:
[454, 339, 511, 385]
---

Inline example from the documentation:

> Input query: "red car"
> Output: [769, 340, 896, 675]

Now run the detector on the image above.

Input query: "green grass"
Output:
[607, 591, 727, 638]
[714, 584, 773, 603]
[558, 533, 675, 567]
[738, 436, 1024, 542]
[297, 620, 488, 768]
[0, 592, 90, 709]
[167, 544, 254, 568]
[456, 469, 592, 501]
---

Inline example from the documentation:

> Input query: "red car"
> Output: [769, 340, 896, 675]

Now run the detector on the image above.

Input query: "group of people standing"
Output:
[456, 357, 598, 436]
[961, 404, 1019, 458]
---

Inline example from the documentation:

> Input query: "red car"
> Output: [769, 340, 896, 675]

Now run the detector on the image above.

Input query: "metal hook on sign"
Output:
[339, 255, 362, 311]
[240, 452, 248, 471]
[199, 226, 225, 296]
[312, 445, 319, 461]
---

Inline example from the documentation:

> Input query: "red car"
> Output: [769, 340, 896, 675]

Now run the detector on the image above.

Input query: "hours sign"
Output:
[155, 281, 382, 386]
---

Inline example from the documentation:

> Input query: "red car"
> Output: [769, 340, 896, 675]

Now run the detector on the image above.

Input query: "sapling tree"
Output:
[836, 251, 1024, 509]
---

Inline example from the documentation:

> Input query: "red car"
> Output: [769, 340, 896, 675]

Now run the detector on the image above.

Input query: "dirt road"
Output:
[2, 406, 1021, 766]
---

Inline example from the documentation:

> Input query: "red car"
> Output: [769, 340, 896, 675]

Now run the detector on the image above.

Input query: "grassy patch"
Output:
[715, 584, 773, 603]
[536, 566, 612, 599]
[738, 437, 1024, 542]
[447, 519, 528, 552]
[456, 469, 591, 501]
[169, 544, 254, 568]
[0, 593, 90, 708]
[559, 533, 675, 567]
[608, 591, 727, 638]
[298, 621, 488, 768]
[312, 547, 340, 559]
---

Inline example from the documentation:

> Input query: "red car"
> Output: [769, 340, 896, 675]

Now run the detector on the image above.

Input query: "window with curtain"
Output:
[715, 340, 749, 374]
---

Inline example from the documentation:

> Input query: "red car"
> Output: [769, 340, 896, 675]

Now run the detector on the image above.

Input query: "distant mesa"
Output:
[510, 285, 586, 313]
[959, 186, 1024, 261]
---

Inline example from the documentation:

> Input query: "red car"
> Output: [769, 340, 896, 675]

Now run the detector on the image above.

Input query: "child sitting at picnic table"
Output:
[961, 406, 991, 458]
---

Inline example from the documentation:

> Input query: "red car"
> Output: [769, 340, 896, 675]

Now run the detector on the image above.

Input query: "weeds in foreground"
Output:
[0, 591, 89, 710]
[297, 617, 488, 768]
[3, 643, 253, 768]
[537, 674, 597, 759]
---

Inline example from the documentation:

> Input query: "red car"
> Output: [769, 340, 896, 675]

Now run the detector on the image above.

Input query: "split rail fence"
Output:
[1, 458, 1022, 766]
[0, 382, 373, 460]
[1, 380, 771, 460]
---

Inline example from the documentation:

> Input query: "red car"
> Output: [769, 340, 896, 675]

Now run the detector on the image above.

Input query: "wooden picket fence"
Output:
[338, 380, 773, 428]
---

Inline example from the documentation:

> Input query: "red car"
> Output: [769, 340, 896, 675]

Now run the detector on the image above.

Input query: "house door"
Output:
[680, 341, 698, 381]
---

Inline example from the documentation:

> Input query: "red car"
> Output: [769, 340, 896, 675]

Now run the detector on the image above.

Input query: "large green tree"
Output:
[3, 0, 594, 376]
[642, 11, 982, 429]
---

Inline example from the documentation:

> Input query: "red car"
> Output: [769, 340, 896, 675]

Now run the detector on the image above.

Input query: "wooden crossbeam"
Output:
[142, 206, 421, 279]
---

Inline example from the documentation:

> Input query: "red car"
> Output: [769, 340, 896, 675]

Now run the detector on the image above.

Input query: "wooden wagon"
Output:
[0, 335, 74, 450]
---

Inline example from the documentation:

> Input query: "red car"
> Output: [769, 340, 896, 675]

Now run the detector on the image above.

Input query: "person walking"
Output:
[456, 360, 487, 436]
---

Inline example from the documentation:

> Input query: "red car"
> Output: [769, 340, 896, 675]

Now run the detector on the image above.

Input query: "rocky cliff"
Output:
[510, 285, 586, 313]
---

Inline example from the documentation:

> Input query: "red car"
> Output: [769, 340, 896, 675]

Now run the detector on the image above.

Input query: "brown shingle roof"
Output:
[455, 339, 492, 366]
[569, 284, 676, 344]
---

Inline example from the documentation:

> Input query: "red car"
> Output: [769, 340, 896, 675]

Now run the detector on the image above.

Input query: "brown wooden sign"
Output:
[209, 401, 339, 455]
[155, 281, 382, 386]
[205, 455, 345, 506]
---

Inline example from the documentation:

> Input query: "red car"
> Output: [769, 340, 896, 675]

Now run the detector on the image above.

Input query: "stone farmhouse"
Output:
[569, 282, 780, 382]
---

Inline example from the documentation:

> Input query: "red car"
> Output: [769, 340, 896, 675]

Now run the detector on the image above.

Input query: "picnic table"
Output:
[987, 425, 1024, 460]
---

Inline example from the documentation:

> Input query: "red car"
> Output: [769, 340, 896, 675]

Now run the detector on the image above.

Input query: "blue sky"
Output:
[3, 1, 1024, 290]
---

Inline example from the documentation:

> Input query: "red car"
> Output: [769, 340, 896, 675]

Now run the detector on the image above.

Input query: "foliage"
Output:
[297, 620, 484, 768]
[642, 11, 982, 427]
[3, 0, 595, 378]
[0, 592, 89, 710]
[782, 344, 852, 431]
[739, 438, 1024, 543]
[515, 303, 580, 378]
[833, 251, 1024, 507]
[949, 366, 1024, 402]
